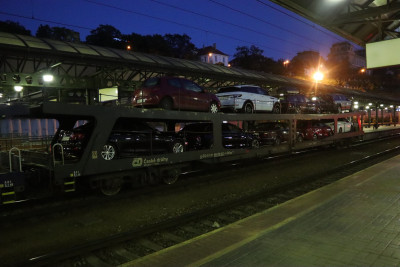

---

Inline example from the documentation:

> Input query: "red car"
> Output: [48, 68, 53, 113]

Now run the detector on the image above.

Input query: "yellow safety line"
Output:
[64, 189, 75, 192]
[1, 192, 15, 196]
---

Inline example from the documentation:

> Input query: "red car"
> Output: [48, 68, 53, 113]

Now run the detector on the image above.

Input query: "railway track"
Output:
[2, 136, 400, 267]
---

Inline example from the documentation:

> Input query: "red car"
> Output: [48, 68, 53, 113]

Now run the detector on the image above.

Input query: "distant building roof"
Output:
[198, 43, 228, 56]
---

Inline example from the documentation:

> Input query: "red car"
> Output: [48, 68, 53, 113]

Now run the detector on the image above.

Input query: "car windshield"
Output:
[143, 77, 160, 87]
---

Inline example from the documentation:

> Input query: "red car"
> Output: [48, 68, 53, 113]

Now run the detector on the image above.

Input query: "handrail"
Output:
[9, 147, 22, 172]
[52, 143, 64, 166]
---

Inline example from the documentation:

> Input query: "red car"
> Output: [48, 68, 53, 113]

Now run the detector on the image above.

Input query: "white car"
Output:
[216, 85, 280, 113]
[322, 118, 353, 133]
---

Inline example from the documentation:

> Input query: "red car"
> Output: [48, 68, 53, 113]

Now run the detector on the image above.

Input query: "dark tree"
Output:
[325, 57, 353, 87]
[36, 25, 80, 42]
[231, 45, 283, 74]
[232, 45, 265, 70]
[164, 34, 197, 59]
[86, 24, 123, 48]
[0, 20, 31, 35]
[36, 24, 53, 38]
[288, 51, 325, 78]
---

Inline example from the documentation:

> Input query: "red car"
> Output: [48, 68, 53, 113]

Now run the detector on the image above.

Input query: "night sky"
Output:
[0, 0, 355, 60]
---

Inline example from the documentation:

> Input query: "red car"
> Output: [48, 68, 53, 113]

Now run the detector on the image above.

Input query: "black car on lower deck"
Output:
[54, 118, 185, 160]
[178, 122, 260, 150]
[249, 122, 304, 145]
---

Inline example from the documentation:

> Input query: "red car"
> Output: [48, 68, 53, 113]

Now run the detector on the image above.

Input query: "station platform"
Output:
[122, 154, 400, 266]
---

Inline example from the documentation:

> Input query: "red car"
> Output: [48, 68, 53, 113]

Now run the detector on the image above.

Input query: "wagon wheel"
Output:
[162, 168, 180, 185]
[100, 177, 123, 196]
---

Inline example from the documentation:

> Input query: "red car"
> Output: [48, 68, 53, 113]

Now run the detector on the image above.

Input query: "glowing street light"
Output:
[312, 71, 323, 96]
[313, 71, 323, 82]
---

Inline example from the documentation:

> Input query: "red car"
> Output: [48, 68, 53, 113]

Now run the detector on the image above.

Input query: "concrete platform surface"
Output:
[122, 154, 400, 267]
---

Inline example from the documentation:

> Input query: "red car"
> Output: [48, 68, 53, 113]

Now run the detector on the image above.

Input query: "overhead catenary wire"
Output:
[82, 0, 294, 57]
[147, 0, 325, 49]
[255, 0, 344, 42]
[207, 0, 328, 45]
[0, 11, 93, 31]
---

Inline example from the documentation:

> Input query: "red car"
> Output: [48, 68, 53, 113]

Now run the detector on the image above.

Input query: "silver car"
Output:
[322, 118, 353, 133]
[216, 85, 280, 113]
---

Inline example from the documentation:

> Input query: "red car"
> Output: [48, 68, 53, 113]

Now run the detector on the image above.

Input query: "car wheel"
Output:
[251, 139, 260, 149]
[171, 141, 184, 153]
[160, 97, 173, 110]
[294, 106, 301, 114]
[315, 107, 321, 114]
[272, 104, 281, 114]
[297, 135, 303, 143]
[101, 143, 117, 160]
[274, 138, 281, 146]
[209, 102, 219, 113]
[312, 134, 318, 141]
[243, 102, 254, 113]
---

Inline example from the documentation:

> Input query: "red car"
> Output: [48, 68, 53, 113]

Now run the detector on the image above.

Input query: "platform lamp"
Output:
[38, 62, 61, 102]
[380, 104, 384, 127]
[41, 73, 56, 102]
[14, 85, 23, 101]
[366, 106, 371, 128]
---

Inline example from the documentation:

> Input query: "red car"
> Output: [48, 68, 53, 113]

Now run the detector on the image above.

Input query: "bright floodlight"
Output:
[313, 71, 323, 81]
[14, 85, 23, 92]
[43, 74, 54, 82]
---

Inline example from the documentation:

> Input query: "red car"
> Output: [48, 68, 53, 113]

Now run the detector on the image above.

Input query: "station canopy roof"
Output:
[269, 0, 400, 47]
[0, 31, 270, 81]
